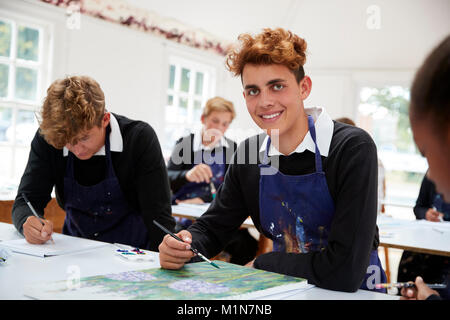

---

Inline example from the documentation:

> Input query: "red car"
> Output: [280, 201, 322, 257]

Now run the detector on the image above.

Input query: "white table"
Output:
[0, 222, 397, 300]
[377, 215, 450, 256]
[171, 203, 254, 228]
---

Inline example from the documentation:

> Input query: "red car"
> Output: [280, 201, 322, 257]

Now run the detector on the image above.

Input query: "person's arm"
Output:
[254, 132, 379, 292]
[187, 145, 251, 260]
[12, 130, 56, 235]
[159, 141, 250, 269]
[133, 124, 175, 251]
[413, 176, 434, 220]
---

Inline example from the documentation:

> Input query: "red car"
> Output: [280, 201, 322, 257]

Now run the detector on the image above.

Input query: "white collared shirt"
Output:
[192, 128, 230, 152]
[259, 106, 334, 157]
[63, 113, 123, 157]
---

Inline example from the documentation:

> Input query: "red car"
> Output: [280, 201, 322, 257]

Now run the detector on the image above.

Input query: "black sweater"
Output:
[11, 113, 175, 251]
[187, 121, 380, 292]
[414, 175, 450, 221]
[167, 133, 237, 203]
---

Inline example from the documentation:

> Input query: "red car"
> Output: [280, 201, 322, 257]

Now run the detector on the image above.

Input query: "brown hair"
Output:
[39, 76, 106, 149]
[410, 35, 450, 134]
[202, 96, 236, 120]
[335, 117, 356, 126]
[225, 28, 307, 82]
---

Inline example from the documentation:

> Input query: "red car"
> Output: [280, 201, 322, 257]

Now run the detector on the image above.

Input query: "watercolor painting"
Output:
[24, 261, 310, 300]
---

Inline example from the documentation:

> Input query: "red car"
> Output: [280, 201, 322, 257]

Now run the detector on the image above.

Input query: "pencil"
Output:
[22, 193, 55, 244]
[375, 282, 447, 289]
[153, 220, 220, 269]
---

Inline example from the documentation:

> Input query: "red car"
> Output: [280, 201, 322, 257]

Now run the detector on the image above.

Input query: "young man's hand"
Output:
[158, 230, 195, 269]
[23, 216, 54, 244]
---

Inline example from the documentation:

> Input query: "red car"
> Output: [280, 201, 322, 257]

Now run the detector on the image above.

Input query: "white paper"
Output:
[0, 233, 108, 257]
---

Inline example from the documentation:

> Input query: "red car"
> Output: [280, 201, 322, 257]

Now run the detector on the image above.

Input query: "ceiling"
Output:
[124, 0, 450, 69]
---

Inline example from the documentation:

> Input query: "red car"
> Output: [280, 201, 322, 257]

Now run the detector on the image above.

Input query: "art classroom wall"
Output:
[0, 0, 254, 149]
[0, 0, 449, 150]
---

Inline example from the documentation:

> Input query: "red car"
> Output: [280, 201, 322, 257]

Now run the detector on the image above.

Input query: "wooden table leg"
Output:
[383, 246, 391, 283]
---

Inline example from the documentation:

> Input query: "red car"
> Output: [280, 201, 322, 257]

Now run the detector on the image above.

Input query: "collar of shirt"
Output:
[192, 128, 230, 152]
[259, 106, 334, 157]
[63, 113, 123, 157]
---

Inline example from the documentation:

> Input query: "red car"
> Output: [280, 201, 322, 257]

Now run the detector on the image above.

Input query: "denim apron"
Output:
[259, 115, 387, 292]
[172, 148, 226, 202]
[62, 125, 149, 249]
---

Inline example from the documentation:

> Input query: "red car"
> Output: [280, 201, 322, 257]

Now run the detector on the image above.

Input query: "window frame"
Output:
[0, 10, 52, 181]
[352, 74, 427, 218]
[163, 54, 216, 156]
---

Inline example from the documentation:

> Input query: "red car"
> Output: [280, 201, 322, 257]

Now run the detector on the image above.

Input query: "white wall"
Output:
[0, 0, 256, 148]
[0, 0, 448, 148]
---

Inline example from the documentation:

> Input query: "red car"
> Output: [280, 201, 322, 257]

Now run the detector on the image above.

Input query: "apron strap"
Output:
[104, 125, 115, 178]
[262, 135, 271, 166]
[262, 115, 324, 173]
[307, 115, 323, 173]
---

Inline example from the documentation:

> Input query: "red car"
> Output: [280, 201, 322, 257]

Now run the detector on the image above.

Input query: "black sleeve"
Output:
[187, 149, 250, 259]
[413, 176, 434, 220]
[166, 136, 192, 192]
[254, 133, 379, 292]
[12, 130, 56, 234]
[133, 124, 175, 251]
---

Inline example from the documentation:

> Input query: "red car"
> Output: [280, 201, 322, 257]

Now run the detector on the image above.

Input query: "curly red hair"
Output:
[226, 28, 307, 82]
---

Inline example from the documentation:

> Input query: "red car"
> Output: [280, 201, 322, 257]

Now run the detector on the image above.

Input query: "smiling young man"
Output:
[12, 75, 175, 250]
[158, 28, 385, 292]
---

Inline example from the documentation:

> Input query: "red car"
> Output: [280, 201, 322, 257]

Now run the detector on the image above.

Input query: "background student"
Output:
[166, 96, 258, 265]
[397, 174, 450, 298]
[167, 96, 237, 205]
[12, 75, 175, 250]
[400, 34, 450, 300]
[413, 174, 449, 222]
[159, 28, 386, 292]
[335, 117, 386, 215]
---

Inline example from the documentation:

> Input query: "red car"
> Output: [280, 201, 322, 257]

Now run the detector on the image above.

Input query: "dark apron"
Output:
[62, 125, 149, 249]
[259, 115, 387, 292]
[172, 148, 226, 202]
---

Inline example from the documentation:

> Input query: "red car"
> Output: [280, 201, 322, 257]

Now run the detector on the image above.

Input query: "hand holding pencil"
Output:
[21, 194, 55, 245]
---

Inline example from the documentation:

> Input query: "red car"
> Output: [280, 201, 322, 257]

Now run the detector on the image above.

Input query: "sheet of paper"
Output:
[0, 233, 108, 257]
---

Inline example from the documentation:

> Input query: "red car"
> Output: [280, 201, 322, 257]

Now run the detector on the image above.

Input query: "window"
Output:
[163, 56, 215, 157]
[0, 15, 50, 189]
[356, 86, 427, 219]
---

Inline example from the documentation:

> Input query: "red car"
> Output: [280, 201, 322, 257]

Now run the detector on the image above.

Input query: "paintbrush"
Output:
[209, 181, 217, 199]
[153, 220, 220, 269]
